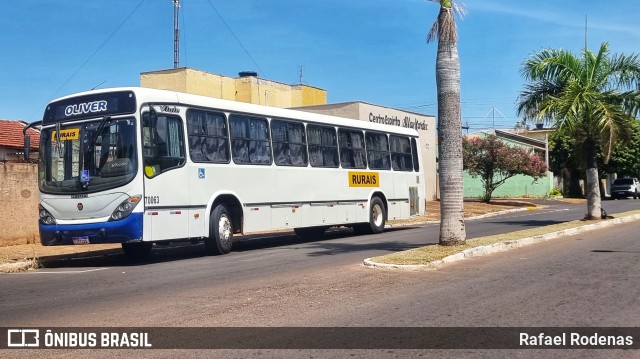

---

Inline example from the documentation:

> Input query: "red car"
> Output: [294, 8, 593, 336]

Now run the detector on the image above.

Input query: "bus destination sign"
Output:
[43, 91, 137, 124]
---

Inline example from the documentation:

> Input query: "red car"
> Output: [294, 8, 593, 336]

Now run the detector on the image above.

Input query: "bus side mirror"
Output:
[22, 120, 42, 162]
[24, 135, 30, 161]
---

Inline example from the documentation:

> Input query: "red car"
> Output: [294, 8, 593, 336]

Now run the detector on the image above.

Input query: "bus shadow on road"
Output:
[301, 228, 425, 257]
[36, 227, 419, 268]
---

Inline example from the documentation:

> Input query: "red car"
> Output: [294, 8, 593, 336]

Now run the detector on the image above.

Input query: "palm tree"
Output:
[428, 0, 467, 245]
[517, 42, 640, 219]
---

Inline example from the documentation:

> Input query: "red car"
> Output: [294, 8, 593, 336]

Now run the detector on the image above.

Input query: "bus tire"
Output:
[205, 204, 233, 255]
[356, 197, 386, 234]
[122, 242, 153, 258]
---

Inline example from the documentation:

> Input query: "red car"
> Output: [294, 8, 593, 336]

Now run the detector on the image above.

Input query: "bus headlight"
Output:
[109, 195, 142, 221]
[39, 205, 56, 225]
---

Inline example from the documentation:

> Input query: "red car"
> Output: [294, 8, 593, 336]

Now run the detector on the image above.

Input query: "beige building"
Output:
[140, 68, 327, 108]
[293, 102, 437, 201]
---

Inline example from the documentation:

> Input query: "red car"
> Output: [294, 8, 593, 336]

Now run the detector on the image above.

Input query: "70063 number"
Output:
[145, 196, 160, 205]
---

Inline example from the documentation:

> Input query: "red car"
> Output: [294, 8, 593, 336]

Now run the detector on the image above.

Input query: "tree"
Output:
[428, 0, 467, 245]
[547, 133, 584, 198]
[517, 42, 640, 219]
[463, 135, 548, 203]
[601, 120, 640, 178]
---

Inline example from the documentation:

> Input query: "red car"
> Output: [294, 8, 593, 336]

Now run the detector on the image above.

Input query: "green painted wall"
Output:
[464, 171, 554, 199]
[462, 131, 553, 199]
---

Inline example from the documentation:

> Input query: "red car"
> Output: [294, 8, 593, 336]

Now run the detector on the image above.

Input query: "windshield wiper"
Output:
[55, 122, 63, 157]
[90, 116, 112, 149]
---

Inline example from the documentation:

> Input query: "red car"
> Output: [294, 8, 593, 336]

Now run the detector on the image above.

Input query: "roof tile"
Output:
[0, 120, 41, 149]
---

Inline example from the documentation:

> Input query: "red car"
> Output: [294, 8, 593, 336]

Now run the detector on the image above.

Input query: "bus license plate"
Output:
[72, 237, 90, 245]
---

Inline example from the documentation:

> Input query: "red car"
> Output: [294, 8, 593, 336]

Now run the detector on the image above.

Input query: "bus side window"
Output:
[187, 109, 229, 163]
[272, 119, 308, 167]
[307, 125, 338, 168]
[390, 135, 413, 171]
[230, 114, 271, 165]
[143, 112, 186, 177]
[366, 132, 390, 170]
[411, 137, 420, 172]
[338, 128, 366, 169]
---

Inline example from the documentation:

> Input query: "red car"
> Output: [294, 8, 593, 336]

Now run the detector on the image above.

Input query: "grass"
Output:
[370, 209, 640, 266]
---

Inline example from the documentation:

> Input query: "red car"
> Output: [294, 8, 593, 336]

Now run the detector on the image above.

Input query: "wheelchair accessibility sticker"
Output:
[198, 168, 205, 179]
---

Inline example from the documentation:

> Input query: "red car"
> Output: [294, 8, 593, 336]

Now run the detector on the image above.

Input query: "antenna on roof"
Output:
[173, 0, 180, 69]
[91, 80, 107, 90]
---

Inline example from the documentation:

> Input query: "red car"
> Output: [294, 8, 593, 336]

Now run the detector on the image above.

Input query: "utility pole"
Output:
[492, 107, 495, 129]
[173, 0, 180, 69]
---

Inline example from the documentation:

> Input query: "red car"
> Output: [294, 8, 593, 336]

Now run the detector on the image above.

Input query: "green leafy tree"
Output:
[517, 42, 640, 219]
[428, 0, 467, 245]
[463, 135, 548, 203]
[548, 133, 585, 198]
[600, 120, 640, 178]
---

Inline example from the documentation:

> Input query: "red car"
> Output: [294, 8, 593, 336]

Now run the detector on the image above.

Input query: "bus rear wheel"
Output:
[355, 197, 386, 234]
[205, 204, 233, 255]
[121, 242, 153, 258]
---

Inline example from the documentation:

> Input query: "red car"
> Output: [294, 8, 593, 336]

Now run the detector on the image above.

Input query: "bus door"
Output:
[142, 111, 190, 241]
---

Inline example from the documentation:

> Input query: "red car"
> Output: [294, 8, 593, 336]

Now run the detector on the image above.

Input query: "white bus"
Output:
[24, 87, 425, 257]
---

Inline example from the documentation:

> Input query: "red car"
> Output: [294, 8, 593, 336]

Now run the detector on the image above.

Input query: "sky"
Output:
[2, 0, 639, 132]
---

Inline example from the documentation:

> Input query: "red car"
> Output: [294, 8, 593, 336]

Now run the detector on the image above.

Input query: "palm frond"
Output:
[608, 53, 640, 90]
[427, 0, 465, 44]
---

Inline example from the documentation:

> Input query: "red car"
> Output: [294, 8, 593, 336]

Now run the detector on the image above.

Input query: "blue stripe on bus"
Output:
[39, 212, 143, 246]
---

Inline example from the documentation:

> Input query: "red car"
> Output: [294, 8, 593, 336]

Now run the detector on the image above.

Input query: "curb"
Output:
[0, 259, 38, 273]
[365, 213, 640, 271]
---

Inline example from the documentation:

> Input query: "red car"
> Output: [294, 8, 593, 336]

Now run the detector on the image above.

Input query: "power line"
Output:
[48, 0, 146, 101]
[205, 0, 266, 76]
[27, 0, 146, 122]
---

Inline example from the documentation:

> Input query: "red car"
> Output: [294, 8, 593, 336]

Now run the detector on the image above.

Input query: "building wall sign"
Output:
[369, 113, 429, 131]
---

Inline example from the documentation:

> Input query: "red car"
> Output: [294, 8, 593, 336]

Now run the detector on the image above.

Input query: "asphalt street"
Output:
[2, 198, 640, 358]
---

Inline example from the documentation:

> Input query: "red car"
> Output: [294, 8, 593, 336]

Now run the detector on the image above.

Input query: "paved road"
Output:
[2, 199, 640, 358]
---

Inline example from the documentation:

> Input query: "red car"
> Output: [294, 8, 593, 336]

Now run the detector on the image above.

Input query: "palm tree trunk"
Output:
[436, 5, 466, 245]
[584, 139, 601, 219]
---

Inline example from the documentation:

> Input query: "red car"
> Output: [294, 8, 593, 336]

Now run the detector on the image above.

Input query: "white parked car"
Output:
[611, 177, 640, 199]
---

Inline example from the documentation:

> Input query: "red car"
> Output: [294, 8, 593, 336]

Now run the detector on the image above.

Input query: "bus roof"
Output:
[50, 87, 421, 137]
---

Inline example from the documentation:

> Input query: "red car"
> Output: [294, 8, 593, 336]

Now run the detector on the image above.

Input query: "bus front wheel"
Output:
[205, 204, 233, 255]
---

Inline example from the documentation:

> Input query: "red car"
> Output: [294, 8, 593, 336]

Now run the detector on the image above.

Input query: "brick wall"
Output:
[0, 162, 39, 245]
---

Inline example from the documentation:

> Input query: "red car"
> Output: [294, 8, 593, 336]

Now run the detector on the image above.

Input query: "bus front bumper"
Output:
[39, 213, 143, 245]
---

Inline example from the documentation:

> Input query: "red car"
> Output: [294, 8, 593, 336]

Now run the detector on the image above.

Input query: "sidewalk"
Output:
[366, 200, 640, 270]
[0, 199, 559, 273]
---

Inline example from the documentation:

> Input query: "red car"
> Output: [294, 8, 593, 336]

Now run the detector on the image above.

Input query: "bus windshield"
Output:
[39, 117, 138, 194]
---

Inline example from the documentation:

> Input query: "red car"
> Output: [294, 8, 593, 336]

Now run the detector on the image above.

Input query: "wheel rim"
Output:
[218, 214, 232, 244]
[372, 203, 383, 227]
